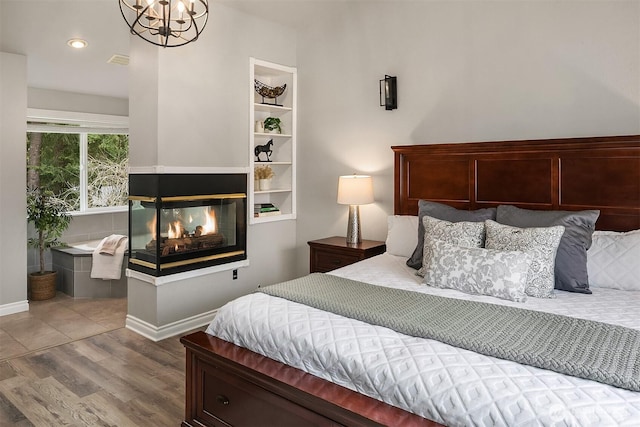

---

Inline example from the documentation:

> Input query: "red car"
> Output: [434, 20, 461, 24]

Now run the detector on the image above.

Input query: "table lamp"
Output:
[337, 175, 374, 245]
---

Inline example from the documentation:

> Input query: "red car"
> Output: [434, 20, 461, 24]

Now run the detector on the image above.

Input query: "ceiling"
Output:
[0, 0, 131, 99]
[0, 0, 338, 100]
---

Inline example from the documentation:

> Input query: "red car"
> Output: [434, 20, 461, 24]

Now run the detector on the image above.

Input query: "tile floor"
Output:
[0, 293, 126, 361]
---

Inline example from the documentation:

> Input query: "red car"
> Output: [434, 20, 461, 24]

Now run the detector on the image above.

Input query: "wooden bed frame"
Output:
[181, 134, 640, 427]
[393, 135, 640, 231]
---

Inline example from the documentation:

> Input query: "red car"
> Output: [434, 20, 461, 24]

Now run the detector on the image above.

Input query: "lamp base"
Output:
[346, 205, 362, 246]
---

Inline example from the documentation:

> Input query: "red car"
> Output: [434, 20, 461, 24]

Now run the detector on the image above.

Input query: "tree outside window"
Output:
[27, 130, 129, 213]
[87, 134, 129, 208]
[27, 132, 81, 210]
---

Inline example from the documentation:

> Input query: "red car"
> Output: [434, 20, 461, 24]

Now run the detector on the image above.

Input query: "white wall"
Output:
[129, 3, 298, 169]
[157, 5, 298, 168]
[0, 52, 28, 314]
[126, 3, 299, 334]
[28, 88, 128, 116]
[294, 0, 640, 275]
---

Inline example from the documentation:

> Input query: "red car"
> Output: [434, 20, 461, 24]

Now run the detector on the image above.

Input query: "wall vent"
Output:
[107, 54, 129, 66]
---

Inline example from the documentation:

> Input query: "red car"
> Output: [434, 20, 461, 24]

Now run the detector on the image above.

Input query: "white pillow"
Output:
[385, 215, 419, 257]
[422, 238, 531, 302]
[587, 229, 640, 291]
[485, 220, 565, 299]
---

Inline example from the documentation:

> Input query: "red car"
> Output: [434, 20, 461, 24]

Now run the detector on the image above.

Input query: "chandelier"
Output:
[119, 0, 209, 48]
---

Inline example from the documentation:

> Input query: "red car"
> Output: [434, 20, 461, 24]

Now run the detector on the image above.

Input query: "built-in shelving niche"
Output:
[249, 58, 297, 224]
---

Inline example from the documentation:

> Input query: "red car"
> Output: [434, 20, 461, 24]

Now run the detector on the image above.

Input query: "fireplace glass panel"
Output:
[128, 174, 247, 276]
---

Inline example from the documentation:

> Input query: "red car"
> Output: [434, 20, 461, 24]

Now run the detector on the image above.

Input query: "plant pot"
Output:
[29, 271, 57, 301]
[259, 179, 272, 191]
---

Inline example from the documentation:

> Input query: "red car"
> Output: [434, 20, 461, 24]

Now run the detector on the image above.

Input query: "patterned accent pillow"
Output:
[417, 216, 486, 277]
[422, 238, 531, 302]
[485, 220, 565, 298]
[407, 201, 496, 270]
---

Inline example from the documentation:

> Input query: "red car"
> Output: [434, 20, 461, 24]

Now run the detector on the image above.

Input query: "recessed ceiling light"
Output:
[67, 39, 88, 49]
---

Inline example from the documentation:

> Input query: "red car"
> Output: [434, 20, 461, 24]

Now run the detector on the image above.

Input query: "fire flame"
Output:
[147, 209, 217, 239]
[202, 208, 217, 234]
[167, 221, 182, 239]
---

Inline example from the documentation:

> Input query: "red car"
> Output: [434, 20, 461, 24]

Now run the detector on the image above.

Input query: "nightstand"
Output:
[307, 236, 386, 273]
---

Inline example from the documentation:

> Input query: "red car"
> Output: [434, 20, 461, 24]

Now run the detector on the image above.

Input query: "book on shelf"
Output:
[254, 210, 282, 218]
[254, 203, 279, 213]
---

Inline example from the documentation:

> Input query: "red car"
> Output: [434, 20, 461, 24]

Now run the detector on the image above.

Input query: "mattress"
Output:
[206, 254, 640, 426]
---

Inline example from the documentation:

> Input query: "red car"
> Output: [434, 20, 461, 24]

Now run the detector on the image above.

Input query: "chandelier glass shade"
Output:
[119, 0, 209, 48]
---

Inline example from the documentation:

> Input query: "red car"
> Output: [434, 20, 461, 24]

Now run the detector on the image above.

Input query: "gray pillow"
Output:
[496, 205, 600, 294]
[407, 201, 496, 270]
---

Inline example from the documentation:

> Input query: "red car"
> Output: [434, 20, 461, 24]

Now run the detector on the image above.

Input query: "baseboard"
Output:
[0, 300, 29, 317]
[125, 309, 217, 342]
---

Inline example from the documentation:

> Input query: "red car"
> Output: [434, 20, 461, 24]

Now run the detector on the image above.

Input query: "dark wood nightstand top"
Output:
[307, 236, 386, 251]
[307, 237, 386, 273]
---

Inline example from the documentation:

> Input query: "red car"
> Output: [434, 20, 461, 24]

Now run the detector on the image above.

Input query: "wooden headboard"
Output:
[392, 135, 640, 231]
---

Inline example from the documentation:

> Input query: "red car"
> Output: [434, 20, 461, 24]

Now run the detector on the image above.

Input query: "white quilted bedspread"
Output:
[207, 254, 640, 426]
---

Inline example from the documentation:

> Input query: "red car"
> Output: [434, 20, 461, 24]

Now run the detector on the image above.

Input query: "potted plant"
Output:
[27, 189, 71, 300]
[263, 117, 282, 134]
[254, 165, 275, 190]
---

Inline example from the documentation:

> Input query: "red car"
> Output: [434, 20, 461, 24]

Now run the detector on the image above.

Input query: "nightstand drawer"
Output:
[312, 250, 362, 273]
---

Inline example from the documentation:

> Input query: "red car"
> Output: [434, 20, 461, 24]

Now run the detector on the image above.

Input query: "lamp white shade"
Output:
[337, 175, 374, 205]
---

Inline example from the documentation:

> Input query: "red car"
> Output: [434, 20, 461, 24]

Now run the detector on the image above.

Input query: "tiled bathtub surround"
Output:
[52, 246, 128, 298]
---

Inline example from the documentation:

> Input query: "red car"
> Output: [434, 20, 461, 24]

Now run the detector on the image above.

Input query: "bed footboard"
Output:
[181, 331, 441, 427]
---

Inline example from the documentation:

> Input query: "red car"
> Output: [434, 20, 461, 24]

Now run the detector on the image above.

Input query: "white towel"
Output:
[97, 234, 127, 255]
[91, 235, 128, 280]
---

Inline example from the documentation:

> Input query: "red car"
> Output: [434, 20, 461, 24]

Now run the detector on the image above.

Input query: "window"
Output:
[26, 109, 129, 214]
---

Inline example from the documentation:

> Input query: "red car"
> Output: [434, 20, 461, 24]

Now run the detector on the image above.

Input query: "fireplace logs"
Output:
[146, 233, 225, 256]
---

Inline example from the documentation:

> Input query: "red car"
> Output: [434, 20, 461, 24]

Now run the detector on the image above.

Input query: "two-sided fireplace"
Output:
[128, 174, 247, 276]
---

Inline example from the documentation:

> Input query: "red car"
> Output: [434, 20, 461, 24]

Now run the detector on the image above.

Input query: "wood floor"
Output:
[0, 296, 194, 426]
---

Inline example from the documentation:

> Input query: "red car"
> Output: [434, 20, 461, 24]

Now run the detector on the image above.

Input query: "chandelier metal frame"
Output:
[119, 0, 209, 48]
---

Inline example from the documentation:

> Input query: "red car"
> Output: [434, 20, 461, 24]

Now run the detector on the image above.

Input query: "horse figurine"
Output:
[254, 139, 274, 162]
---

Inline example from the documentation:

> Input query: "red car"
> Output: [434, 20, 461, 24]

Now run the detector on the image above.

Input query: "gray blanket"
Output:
[259, 273, 640, 392]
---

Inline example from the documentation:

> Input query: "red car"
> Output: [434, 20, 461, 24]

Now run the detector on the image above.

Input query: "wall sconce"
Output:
[337, 175, 374, 245]
[379, 75, 397, 110]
